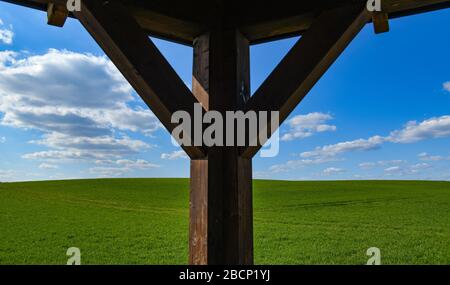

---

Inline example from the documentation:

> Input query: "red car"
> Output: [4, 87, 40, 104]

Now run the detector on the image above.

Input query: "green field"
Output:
[1, 179, 450, 265]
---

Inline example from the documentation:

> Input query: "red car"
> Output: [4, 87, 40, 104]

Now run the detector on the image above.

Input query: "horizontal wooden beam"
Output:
[2, 0, 206, 45]
[73, 0, 206, 158]
[238, 0, 450, 44]
[387, 0, 450, 15]
[130, 7, 205, 46]
[240, 13, 314, 44]
[241, 3, 371, 158]
[4, 0, 450, 45]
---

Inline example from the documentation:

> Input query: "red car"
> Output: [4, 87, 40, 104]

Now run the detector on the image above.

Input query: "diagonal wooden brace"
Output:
[241, 3, 371, 158]
[73, 0, 206, 158]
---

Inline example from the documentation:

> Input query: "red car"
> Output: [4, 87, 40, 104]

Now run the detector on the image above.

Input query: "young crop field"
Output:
[1, 179, 449, 264]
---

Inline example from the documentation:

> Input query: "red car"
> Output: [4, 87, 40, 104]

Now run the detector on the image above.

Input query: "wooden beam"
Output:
[47, 2, 68, 27]
[240, 13, 314, 44]
[190, 30, 253, 265]
[130, 8, 205, 46]
[238, 0, 450, 44]
[241, 3, 371, 158]
[387, 0, 450, 15]
[5, 0, 450, 44]
[3, 0, 205, 45]
[372, 12, 390, 34]
[73, 0, 205, 158]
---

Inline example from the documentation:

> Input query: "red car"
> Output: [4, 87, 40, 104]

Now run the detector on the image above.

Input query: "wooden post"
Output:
[189, 30, 253, 265]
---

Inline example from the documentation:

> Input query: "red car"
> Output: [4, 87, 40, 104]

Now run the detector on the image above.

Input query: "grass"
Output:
[1, 179, 450, 264]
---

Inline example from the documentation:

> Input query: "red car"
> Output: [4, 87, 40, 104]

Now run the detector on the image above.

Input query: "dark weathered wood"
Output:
[231, 0, 450, 43]
[47, 2, 68, 27]
[372, 12, 390, 34]
[5, 0, 450, 45]
[241, 4, 371, 158]
[189, 30, 253, 265]
[189, 159, 208, 265]
[4, 0, 450, 267]
[240, 13, 314, 44]
[73, 0, 205, 158]
[128, 7, 205, 46]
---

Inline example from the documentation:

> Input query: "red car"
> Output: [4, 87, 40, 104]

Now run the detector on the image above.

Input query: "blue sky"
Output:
[0, 2, 449, 182]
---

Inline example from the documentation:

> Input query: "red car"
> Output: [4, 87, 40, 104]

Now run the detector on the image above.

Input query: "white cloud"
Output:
[89, 159, 159, 177]
[410, 163, 431, 170]
[359, 160, 406, 169]
[387, 116, 450, 143]
[301, 136, 385, 158]
[384, 166, 401, 173]
[0, 136, 5, 143]
[0, 49, 162, 163]
[269, 157, 338, 173]
[23, 134, 150, 162]
[281, 112, 336, 141]
[0, 19, 13, 45]
[418, 152, 448, 161]
[39, 163, 58, 169]
[115, 159, 160, 169]
[0, 51, 17, 68]
[323, 167, 345, 175]
[444, 81, 450, 92]
[301, 115, 450, 159]
[383, 163, 432, 177]
[161, 150, 188, 160]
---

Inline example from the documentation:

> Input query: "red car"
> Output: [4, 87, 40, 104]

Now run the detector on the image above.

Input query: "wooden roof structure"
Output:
[3, 0, 450, 265]
[5, 0, 450, 44]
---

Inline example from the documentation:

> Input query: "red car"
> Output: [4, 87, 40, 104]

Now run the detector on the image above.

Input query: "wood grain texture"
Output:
[4, 0, 450, 44]
[242, 3, 371, 158]
[73, 0, 205, 158]
[189, 30, 253, 265]
[46, 2, 68, 27]
[372, 12, 390, 34]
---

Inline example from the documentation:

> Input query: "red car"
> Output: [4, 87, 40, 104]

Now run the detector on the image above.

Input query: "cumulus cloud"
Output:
[0, 136, 5, 143]
[0, 19, 13, 45]
[301, 115, 450, 159]
[387, 116, 450, 143]
[161, 150, 188, 160]
[281, 112, 336, 141]
[0, 49, 161, 163]
[323, 167, 345, 175]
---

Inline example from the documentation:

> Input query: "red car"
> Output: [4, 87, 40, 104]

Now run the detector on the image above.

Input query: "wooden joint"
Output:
[47, 3, 69, 27]
[372, 12, 389, 34]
